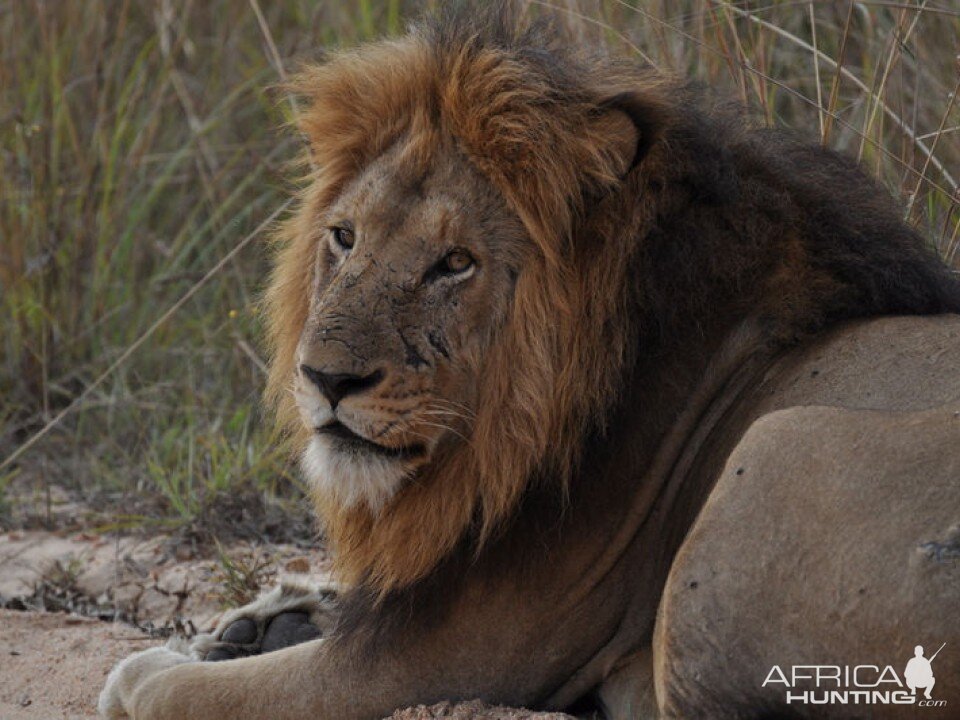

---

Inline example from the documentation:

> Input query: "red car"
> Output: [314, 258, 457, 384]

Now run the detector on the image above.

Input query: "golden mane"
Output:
[263, 7, 667, 593]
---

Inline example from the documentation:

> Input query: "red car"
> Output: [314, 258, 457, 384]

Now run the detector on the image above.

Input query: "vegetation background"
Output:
[2, 0, 958, 544]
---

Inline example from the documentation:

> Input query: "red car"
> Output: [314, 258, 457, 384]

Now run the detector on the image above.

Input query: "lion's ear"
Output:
[593, 92, 668, 179]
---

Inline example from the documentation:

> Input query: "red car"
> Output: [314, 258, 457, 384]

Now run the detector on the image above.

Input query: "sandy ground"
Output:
[0, 531, 574, 719]
[0, 610, 573, 720]
[0, 610, 152, 720]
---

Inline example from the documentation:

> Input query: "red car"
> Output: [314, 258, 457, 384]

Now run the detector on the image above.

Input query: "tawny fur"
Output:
[98, 5, 960, 719]
[263, 2, 959, 595]
[264, 14, 657, 592]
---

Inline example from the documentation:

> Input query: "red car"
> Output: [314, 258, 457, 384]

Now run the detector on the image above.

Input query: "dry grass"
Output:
[1, 0, 957, 536]
[210, 542, 276, 608]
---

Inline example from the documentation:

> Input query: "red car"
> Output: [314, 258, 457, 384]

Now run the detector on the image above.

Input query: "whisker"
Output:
[421, 408, 473, 424]
[401, 428, 434, 444]
[418, 420, 471, 443]
[425, 397, 477, 417]
[390, 426, 441, 453]
[423, 402, 476, 423]
[420, 409, 476, 434]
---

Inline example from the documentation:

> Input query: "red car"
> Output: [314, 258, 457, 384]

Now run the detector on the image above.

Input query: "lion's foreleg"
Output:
[126, 641, 333, 720]
[110, 637, 419, 720]
[100, 578, 607, 720]
[113, 628, 500, 720]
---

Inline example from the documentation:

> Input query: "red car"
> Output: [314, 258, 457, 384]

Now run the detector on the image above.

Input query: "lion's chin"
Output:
[301, 435, 415, 513]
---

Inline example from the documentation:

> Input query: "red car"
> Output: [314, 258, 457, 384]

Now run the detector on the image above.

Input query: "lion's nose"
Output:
[300, 365, 384, 410]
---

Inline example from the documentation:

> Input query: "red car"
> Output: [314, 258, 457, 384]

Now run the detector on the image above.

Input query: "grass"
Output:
[210, 541, 277, 608]
[1, 0, 958, 539]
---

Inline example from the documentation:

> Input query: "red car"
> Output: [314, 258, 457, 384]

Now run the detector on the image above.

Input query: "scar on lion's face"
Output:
[293, 137, 526, 511]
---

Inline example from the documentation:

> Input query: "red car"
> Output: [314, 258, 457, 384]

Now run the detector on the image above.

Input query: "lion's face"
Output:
[294, 139, 526, 511]
[265, 21, 658, 587]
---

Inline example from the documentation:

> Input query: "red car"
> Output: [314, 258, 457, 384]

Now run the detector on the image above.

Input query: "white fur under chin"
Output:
[301, 435, 410, 513]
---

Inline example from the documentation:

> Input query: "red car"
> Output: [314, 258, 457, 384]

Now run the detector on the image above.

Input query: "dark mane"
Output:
[636, 87, 960, 349]
[425, 0, 960, 342]
[268, 0, 960, 606]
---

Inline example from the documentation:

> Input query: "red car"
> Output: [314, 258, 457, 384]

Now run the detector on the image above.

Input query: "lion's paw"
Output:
[193, 576, 339, 662]
[98, 642, 194, 719]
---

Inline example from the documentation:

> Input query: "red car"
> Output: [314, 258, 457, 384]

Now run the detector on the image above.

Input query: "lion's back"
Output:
[655, 314, 960, 718]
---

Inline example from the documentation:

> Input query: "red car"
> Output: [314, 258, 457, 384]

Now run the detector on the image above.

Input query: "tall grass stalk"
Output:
[2, 0, 957, 532]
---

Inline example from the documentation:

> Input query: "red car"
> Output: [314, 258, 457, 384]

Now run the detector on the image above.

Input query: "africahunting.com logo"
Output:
[762, 643, 947, 708]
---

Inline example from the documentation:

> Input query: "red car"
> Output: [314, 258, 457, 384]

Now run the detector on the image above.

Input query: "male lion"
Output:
[101, 4, 960, 719]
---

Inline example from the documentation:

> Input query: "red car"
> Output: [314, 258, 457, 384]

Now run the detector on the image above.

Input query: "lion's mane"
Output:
[263, 3, 960, 595]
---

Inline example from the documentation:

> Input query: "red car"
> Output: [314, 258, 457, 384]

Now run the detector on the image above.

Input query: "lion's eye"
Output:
[330, 226, 354, 251]
[441, 250, 474, 275]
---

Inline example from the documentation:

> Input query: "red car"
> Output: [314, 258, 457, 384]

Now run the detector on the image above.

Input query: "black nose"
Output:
[300, 365, 384, 410]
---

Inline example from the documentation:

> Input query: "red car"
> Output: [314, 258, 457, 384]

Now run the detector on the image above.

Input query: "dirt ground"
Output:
[0, 531, 573, 719]
[0, 609, 151, 720]
[0, 529, 331, 633]
[0, 611, 573, 720]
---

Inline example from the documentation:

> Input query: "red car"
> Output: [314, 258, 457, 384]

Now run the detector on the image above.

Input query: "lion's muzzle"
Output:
[300, 364, 385, 411]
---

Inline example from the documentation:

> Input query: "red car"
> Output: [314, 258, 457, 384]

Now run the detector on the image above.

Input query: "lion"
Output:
[99, 3, 960, 719]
